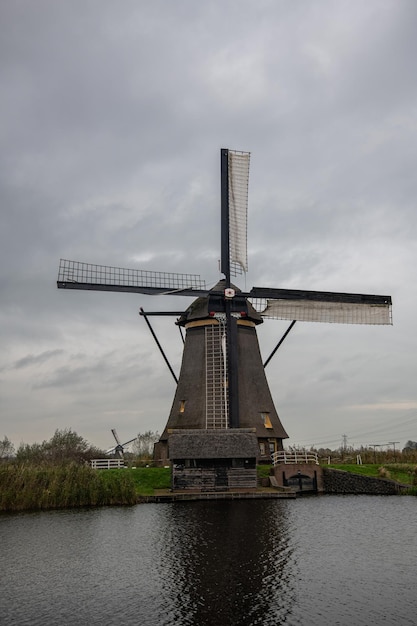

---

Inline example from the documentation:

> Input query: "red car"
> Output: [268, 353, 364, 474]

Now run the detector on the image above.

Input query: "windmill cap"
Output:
[177, 279, 263, 326]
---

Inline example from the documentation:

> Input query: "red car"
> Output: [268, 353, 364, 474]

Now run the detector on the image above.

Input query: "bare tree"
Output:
[132, 431, 160, 460]
[0, 436, 15, 460]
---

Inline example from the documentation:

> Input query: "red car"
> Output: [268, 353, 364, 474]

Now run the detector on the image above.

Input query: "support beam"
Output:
[264, 321, 296, 368]
[139, 308, 178, 384]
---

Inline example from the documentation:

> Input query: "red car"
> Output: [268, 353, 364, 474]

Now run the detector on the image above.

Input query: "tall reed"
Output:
[0, 463, 137, 511]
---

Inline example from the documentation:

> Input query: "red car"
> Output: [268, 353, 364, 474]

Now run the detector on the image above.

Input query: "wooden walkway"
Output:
[139, 488, 296, 503]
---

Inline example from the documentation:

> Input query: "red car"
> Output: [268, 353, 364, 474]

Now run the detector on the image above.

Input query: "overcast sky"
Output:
[1, 0, 416, 453]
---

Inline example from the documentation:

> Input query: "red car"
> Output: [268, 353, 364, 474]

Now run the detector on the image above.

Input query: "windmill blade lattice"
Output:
[249, 287, 392, 325]
[58, 259, 207, 296]
[227, 150, 250, 276]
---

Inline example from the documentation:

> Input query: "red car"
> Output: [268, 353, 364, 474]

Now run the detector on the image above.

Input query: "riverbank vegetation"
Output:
[0, 463, 138, 511]
[326, 463, 417, 494]
[0, 428, 165, 511]
[2, 430, 417, 511]
[0, 465, 173, 511]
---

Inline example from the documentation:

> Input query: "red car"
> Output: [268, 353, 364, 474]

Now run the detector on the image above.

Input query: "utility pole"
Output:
[340, 434, 348, 461]
[388, 441, 400, 462]
[369, 444, 381, 464]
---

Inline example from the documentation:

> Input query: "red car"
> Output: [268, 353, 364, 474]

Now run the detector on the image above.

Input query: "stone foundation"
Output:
[322, 468, 404, 495]
[272, 465, 405, 495]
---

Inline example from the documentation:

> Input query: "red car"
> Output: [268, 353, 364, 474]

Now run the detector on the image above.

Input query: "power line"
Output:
[292, 409, 417, 447]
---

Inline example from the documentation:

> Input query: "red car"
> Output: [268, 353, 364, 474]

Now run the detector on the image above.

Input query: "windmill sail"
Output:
[228, 150, 250, 276]
[221, 149, 250, 281]
[259, 298, 391, 325]
[249, 287, 392, 325]
[57, 259, 206, 295]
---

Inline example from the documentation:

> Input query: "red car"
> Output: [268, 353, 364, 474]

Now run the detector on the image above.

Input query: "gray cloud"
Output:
[13, 349, 64, 369]
[1, 0, 416, 450]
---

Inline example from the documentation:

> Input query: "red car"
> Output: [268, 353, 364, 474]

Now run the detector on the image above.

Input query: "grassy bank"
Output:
[327, 463, 417, 494]
[128, 466, 171, 494]
[0, 465, 268, 511]
[2, 463, 416, 512]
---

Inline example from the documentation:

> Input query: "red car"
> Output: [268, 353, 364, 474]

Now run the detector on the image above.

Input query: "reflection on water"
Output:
[156, 501, 295, 625]
[1, 496, 417, 625]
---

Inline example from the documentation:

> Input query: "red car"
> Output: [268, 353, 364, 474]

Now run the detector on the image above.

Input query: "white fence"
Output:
[272, 450, 319, 466]
[90, 459, 126, 470]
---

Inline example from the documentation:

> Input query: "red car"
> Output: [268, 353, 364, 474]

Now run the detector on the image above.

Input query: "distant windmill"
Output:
[57, 149, 392, 466]
[105, 429, 136, 459]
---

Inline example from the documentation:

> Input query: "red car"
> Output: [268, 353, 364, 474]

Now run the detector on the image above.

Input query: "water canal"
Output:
[2, 495, 416, 625]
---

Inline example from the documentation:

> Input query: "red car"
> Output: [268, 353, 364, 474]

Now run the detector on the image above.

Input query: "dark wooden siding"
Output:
[173, 466, 257, 491]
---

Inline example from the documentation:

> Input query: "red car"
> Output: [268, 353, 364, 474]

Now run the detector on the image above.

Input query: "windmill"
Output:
[57, 148, 392, 470]
[105, 429, 136, 459]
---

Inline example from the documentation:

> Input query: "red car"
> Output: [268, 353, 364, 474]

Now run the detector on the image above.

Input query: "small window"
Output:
[259, 442, 266, 455]
[261, 412, 272, 428]
[179, 400, 186, 413]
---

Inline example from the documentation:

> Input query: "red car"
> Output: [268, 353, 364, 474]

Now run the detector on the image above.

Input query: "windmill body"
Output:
[154, 279, 288, 465]
[57, 149, 392, 488]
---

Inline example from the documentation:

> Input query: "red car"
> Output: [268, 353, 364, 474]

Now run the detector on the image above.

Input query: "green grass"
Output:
[257, 464, 273, 479]
[116, 467, 171, 495]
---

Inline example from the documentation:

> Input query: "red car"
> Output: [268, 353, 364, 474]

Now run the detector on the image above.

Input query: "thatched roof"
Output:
[168, 429, 259, 459]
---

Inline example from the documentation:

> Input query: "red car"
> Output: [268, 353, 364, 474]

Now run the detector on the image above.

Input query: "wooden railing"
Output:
[272, 450, 319, 466]
[90, 459, 126, 470]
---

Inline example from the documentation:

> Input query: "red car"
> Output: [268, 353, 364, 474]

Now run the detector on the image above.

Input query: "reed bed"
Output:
[0, 463, 137, 511]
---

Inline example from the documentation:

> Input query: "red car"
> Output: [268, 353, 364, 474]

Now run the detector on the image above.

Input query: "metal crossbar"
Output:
[58, 259, 205, 290]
